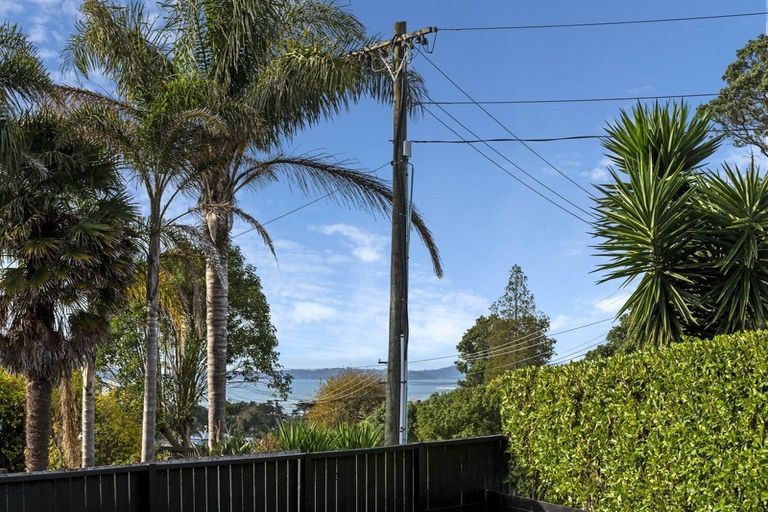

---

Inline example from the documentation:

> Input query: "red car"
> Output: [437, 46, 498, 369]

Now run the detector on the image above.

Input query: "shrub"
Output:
[306, 370, 385, 427]
[275, 420, 383, 453]
[494, 330, 768, 511]
[94, 389, 142, 465]
[0, 371, 25, 472]
[414, 386, 501, 441]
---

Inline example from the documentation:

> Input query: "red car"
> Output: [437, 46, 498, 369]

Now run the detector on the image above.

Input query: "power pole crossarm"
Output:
[351, 26, 437, 57]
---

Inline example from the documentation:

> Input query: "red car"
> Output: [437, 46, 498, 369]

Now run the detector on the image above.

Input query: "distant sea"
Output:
[229, 378, 459, 411]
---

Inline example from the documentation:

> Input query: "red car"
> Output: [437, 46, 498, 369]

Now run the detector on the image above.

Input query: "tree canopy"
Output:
[456, 265, 554, 385]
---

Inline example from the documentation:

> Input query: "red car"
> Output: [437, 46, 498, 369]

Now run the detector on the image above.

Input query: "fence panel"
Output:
[0, 436, 507, 512]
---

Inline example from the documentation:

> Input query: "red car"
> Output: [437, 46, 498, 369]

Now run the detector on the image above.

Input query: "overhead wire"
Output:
[421, 104, 592, 224]
[409, 127, 752, 144]
[409, 317, 613, 365]
[417, 93, 718, 106]
[440, 11, 768, 32]
[417, 48, 595, 198]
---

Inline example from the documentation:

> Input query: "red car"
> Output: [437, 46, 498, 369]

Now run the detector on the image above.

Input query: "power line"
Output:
[440, 11, 768, 32]
[421, 104, 593, 223]
[409, 127, 749, 144]
[490, 332, 607, 372]
[231, 161, 390, 239]
[417, 93, 718, 106]
[409, 317, 613, 365]
[417, 49, 595, 198]
[413, 135, 605, 144]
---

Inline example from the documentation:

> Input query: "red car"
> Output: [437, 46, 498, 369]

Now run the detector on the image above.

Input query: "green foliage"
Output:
[708, 35, 768, 157]
[276, 420, 383, 453]
[584, 314, 635, 360]
[193, 432, 254, 457]
[595, 102, 768, 345]
[100, 243, 285, 448]
[414, 387, 501, 441]
[457, 265, 554, 385]
[227, 246, 290, 396]
[306, 369, 385, 427]
[94, 389, 142, 465]
[494, 330, 768, 511]
[0, 371, 25, 472]
[226, 400, 288, 437]
[276, 421, 335, 453]
[333, 422, 384, 450]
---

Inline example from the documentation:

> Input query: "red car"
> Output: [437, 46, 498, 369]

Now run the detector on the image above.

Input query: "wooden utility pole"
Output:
[353, 22, 436, 445]
[386, 20, 408, 446]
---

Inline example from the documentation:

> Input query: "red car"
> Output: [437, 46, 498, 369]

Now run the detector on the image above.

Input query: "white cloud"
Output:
[236, 230, 488, 368]
[588, 157, 613, 182]
[549, 314, 571, 331]
[595, 292, 631, 315]
[317, 223, 385, 262]
[720, 147, 768, 170]
[289, 302, 337, 324]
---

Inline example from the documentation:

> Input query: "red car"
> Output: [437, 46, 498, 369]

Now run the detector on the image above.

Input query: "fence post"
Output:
[416, 443, 427, 511]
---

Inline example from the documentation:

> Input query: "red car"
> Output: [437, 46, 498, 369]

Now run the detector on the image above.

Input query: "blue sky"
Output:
[4, 0, 767, 369]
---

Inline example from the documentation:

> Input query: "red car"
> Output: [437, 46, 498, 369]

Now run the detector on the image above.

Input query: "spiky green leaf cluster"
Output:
[593, 102, 768, 345]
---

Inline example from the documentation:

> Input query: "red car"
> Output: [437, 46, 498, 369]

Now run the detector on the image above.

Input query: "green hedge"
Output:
[414, 385, 501, 441]
[494, 331, 768, 511]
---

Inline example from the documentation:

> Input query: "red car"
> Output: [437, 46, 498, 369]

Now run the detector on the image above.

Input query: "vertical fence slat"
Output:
[114, 473, 130, 512]
[180, 468, 194, 512]
[219, 464, 232, 512]
[192, 467, 206, 512]
[100, 473, 116, 512]
[230, 463, 242, 512]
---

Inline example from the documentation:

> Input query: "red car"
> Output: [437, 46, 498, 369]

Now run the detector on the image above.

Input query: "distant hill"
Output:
[284, 365, 461, 381]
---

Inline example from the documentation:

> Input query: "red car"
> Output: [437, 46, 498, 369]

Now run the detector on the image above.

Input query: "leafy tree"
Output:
[707, 35, 768, 157]
[94, 389, 142, 466]
[306, 370, 385, 427]
[0, 109, 137, 471]
[457, 265, 554, 385]
[226, 401, 288, 437]
[414, 386, 501, 441]
[584, 315, 634, 360]
[99, 243, 286, 449]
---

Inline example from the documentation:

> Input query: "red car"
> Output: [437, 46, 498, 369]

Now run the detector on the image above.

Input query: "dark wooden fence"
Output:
[0, 436, 507, 512]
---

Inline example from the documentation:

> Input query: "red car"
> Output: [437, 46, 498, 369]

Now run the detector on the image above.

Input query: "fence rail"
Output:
[0, 436, 507, 512]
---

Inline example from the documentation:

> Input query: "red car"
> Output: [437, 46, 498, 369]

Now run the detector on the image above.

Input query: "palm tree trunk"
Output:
[81, 353, 95, 467]
[205, 209, 229, 448]
[25, 375, 52, 472]
[141, 218, 162, 461]
[59, 375, 80, 468]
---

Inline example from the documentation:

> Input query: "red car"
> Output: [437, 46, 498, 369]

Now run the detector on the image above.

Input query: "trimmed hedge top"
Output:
[494, 331, 768, 511]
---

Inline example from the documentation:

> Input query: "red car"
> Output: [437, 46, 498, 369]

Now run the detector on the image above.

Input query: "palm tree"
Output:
[66, 0, 225, 461]
[590, 102, 768, 346]
[168, 0, 443, 447]
[0, 110, 137, 471]
[0, 22, 53, 166]
[696, 162, 768, 333]
[593, 102, 721, 346]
